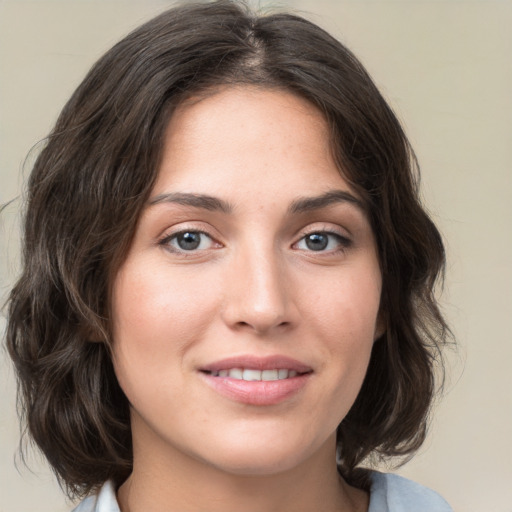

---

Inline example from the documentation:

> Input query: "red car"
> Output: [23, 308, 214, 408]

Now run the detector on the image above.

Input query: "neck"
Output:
[117, 431, 368, 512]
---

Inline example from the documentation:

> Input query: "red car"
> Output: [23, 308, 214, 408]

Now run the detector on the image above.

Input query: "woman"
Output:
[6, 1, 452, 510]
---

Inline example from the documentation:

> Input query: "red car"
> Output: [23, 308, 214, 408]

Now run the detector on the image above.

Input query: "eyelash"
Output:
[158, 229, 218, 254]
[158, 228, 352, 255]
[294, 229, 352, 254]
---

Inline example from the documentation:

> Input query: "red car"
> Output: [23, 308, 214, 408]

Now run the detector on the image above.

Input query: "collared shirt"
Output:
[71, 472, 453, 512]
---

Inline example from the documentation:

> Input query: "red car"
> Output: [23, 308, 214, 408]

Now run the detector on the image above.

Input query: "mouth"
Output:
[199, 355, 313, 406]
[204, 368, 304, 381]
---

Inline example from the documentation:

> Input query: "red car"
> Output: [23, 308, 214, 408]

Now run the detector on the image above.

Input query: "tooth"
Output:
[262, 369, 278, 381]
[228, 368, 243, 379]
[217, 368, 300, 381]
[242, 369, 262, 381]
[278, 369, 289, 379]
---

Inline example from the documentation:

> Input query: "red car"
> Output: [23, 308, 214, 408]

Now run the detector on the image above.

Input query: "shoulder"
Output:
[369, 471, 453, 512]
[71, 481, 120, 512]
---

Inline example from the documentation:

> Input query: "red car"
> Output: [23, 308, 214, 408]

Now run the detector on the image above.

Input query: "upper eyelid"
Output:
[158, 223, 219, 241]
[296, 225, 351, 240]
[164, 227, 212, 237]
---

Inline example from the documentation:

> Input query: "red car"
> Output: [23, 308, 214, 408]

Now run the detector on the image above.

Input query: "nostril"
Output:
[233, 319, 291, 334]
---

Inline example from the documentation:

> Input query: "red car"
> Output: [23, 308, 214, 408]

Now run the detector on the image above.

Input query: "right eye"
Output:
[160, 230, 216, 252]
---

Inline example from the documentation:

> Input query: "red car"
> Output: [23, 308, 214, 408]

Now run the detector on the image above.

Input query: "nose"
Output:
[221, 245, 296, 335]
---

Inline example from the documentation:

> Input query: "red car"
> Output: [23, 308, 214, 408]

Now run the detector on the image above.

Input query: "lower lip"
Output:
[200, 372, 311, 406]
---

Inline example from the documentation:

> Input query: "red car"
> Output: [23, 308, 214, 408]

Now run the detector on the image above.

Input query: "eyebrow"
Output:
[148, 189, 364, 215]
[288, 190, 365, 214]
[148, 192, 233, 213]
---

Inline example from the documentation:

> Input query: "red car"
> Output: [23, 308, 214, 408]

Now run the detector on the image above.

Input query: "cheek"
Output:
[300, 263, 381, 401]
[110, 260, 219, 376]
[109, 260, 224, 433]
[305, 264, 381, 340]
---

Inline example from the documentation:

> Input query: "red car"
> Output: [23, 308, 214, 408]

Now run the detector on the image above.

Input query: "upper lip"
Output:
[200, 355, 312, 374]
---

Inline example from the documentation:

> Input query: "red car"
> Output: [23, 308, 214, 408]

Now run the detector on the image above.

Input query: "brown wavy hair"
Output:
[6, 0, 450, 499]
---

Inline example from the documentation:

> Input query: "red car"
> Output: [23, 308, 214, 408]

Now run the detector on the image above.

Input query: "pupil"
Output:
[306, 233, 328, 251]
[178, 232, 201, 250]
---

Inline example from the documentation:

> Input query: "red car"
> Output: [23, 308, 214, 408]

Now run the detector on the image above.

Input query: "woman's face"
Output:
[111, 87, 382, 476]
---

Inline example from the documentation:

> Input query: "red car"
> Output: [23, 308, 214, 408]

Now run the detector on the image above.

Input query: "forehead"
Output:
[152, 86, 357, 206]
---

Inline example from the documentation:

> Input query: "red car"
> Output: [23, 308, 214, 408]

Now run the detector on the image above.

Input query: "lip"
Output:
[200, 355, 312, 373]
[199, 355, 312, 406]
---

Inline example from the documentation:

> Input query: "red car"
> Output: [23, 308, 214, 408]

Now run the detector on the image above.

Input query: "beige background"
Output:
[1, 1, 511, 511]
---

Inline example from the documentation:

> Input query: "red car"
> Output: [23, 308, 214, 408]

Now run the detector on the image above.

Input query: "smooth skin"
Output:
[112, 86, 382, 512]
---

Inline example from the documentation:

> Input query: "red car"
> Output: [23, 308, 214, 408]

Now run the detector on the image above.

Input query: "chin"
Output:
[193, 429, 329, 477]
[204, 450, 307, 476]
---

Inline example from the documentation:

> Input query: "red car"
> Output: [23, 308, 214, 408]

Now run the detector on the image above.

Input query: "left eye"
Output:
[296, 232, 347, 252]
[164, 231, 215, 252]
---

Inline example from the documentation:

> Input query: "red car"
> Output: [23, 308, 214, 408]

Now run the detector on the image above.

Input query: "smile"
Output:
[200, 355, 313, 406]
[207, 368, 300, 381]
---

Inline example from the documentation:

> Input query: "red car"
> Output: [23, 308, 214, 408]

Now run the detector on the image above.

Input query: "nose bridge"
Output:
[223, 235, 292, 333]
